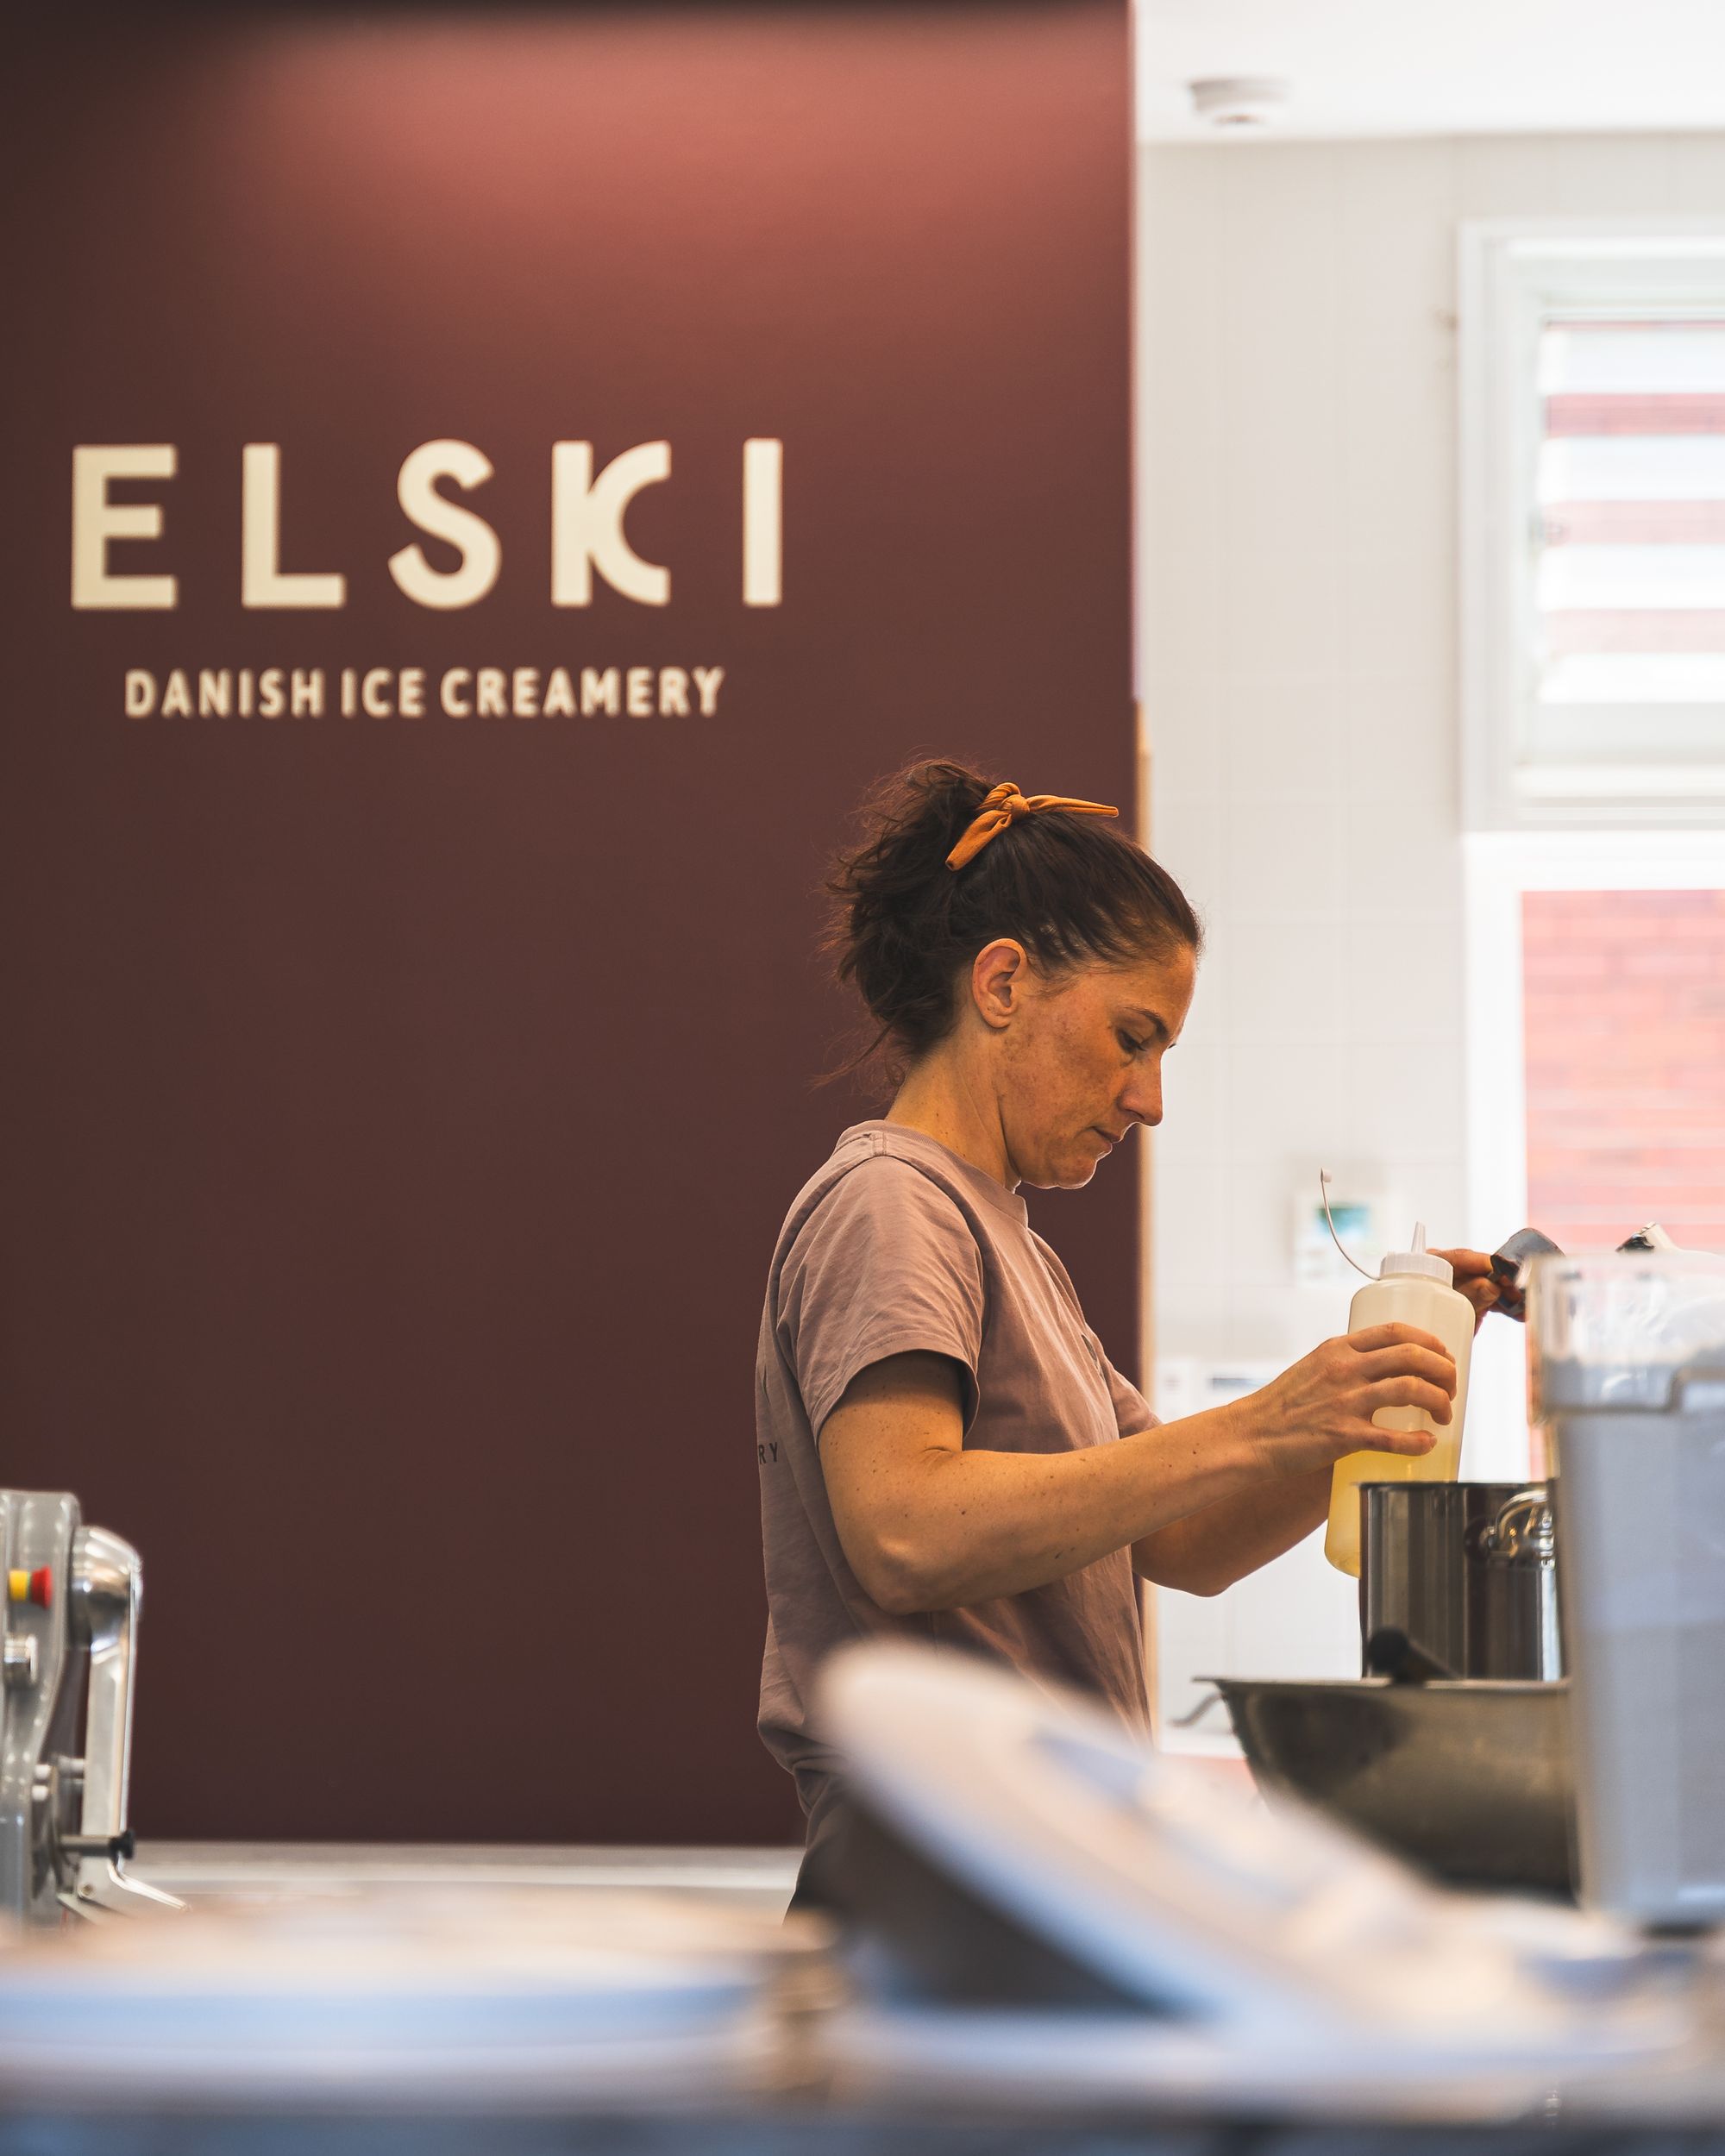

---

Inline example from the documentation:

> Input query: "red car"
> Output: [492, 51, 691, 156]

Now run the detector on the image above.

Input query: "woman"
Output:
[756, 761, 1501, 1903]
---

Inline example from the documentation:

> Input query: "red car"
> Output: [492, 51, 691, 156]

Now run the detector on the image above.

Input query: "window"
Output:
[1462, 224, 1725, 828]
[1463, 227, 1725, 1460]
[1464, 832, 1725, 1476]
[1523, 887, 1725, 1252]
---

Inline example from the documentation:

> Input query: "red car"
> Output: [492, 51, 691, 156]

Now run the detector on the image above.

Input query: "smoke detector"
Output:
[1188, 76, 1290, 129]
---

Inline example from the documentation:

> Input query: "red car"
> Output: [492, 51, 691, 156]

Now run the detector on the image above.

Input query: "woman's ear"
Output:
[969, 939, 1028, 1031]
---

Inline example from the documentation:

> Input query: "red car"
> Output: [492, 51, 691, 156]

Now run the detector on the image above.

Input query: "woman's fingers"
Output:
[1353, 1343, 1457, 1395]
[1346, 1321, 1452, 1357]
[1363, 1376, 1455, 1424]
[1352, 1421, 1440, 1457]
[1433, 1246, 1507, 1333]
[1433, 1247, 1502, 1332]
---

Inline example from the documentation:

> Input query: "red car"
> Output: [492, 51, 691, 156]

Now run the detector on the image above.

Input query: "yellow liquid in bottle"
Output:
[1323, 1269, 1474, 1576]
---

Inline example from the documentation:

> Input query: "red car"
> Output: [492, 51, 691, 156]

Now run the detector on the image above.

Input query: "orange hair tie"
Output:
[945, 782, 1119, 870]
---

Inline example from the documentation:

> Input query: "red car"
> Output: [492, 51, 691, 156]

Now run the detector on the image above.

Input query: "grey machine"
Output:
[0, 1489, 179, 1924]
[1528, 1250, 1725, 1927]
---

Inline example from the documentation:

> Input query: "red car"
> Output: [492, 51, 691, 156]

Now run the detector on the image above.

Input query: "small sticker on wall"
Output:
[1291, 1174, 1396, 1287]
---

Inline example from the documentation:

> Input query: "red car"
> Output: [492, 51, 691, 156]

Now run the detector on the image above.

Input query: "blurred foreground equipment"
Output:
[812, 1643, 1690, 2119]
[0, 1489, 180, 1924]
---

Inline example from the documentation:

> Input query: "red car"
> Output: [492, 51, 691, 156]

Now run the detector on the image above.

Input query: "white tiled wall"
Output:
[1139, 128, 1725, 1372]
[1150, 1357, 1360, 1742]
[1137, 132, 1725, 1700]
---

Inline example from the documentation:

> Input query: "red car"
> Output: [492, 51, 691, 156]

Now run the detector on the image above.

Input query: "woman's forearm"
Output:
[869, 1407, 1259, 1612]
[1132, 1467, 1333, 1597]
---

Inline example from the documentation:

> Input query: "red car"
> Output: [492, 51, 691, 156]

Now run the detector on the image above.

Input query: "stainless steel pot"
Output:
[1360, 1480, 1561, 1681]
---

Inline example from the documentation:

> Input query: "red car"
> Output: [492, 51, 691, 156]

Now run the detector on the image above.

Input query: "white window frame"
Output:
[1463, 828, 1725, 1473]
[1459, 218, 1725, 832]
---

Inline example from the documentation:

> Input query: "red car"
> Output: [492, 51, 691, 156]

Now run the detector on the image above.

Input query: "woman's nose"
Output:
[1120, 1072, 1163, 1128]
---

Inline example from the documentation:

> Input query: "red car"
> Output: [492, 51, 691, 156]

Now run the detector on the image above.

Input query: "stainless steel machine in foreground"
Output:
[1529, 1250, 1725, 1927]
[0, 1489, 179, 1924]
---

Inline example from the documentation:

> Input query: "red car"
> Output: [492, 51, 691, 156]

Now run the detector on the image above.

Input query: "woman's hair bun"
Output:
[826, 757, 1201, 1074]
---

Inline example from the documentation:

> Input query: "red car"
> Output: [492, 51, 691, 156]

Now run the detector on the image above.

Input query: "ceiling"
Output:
[1135, 0, 1725, 142]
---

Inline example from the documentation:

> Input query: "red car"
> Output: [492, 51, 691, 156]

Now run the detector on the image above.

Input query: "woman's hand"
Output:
[1233, 1323, 1457, 1482]
[1431, 1246, 1512, 1331]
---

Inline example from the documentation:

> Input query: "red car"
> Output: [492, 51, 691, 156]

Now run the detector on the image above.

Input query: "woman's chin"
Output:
[1034, 1152, 1101, 1192]
[1013, 1131, 1113, 1192]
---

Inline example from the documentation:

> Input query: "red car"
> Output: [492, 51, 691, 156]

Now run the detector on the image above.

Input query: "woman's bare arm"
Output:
[819, 1326, 1456, 1614]
[1131, 1470, 1333, 1596]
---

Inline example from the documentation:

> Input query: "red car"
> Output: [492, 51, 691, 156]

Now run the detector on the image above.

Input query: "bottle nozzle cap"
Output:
[1380, 1220, 1453, 1286]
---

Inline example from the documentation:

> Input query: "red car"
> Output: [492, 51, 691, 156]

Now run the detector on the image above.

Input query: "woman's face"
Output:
[992, 943, 1197, 1191]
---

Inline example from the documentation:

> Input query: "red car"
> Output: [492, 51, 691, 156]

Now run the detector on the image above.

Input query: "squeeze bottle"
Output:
[1322, 1223, 1474, 1576]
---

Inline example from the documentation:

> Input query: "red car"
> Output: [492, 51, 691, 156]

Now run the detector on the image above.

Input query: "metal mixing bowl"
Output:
[1208, 1676, 1574, 1895]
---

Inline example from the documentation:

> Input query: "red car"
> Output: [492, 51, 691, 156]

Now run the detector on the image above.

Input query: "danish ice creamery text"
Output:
[122, 665, 727, 721]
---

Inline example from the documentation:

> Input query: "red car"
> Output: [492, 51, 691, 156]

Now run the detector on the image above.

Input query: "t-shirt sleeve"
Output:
[777, 1159, 985, 1442]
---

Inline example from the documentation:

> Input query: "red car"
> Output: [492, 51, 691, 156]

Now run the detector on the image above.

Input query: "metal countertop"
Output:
[134, 1840, 800, 1913]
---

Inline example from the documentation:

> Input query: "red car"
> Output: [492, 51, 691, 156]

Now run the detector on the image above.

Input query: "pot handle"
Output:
[1478, 1487, 1555, 1564]
[1170, 1686, 1227, 1729]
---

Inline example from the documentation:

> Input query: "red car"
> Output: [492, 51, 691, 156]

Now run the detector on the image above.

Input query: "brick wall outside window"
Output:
[1523, 889, 1725, 1253]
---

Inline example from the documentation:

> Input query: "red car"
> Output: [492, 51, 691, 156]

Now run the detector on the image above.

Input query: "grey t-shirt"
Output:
[756, 1120, 1155, 1854]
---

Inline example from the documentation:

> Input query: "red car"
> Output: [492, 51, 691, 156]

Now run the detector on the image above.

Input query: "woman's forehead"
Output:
[1099, 946, 1196, 1003]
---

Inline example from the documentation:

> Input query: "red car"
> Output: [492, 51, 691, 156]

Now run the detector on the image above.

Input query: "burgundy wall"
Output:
[1, 3, 1134, 1843]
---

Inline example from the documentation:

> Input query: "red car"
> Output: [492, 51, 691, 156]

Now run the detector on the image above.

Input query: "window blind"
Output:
[1537, 318, 1725, 707]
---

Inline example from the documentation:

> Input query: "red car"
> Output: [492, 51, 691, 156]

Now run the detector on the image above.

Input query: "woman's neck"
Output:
[885, 1050, 1016, 1189]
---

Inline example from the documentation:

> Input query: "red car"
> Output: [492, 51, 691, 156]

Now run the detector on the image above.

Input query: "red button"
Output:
[26, 1568, 50, 1609]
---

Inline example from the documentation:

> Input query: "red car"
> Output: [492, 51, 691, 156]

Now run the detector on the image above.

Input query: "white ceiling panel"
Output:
[1136, 0, 1725, 141]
